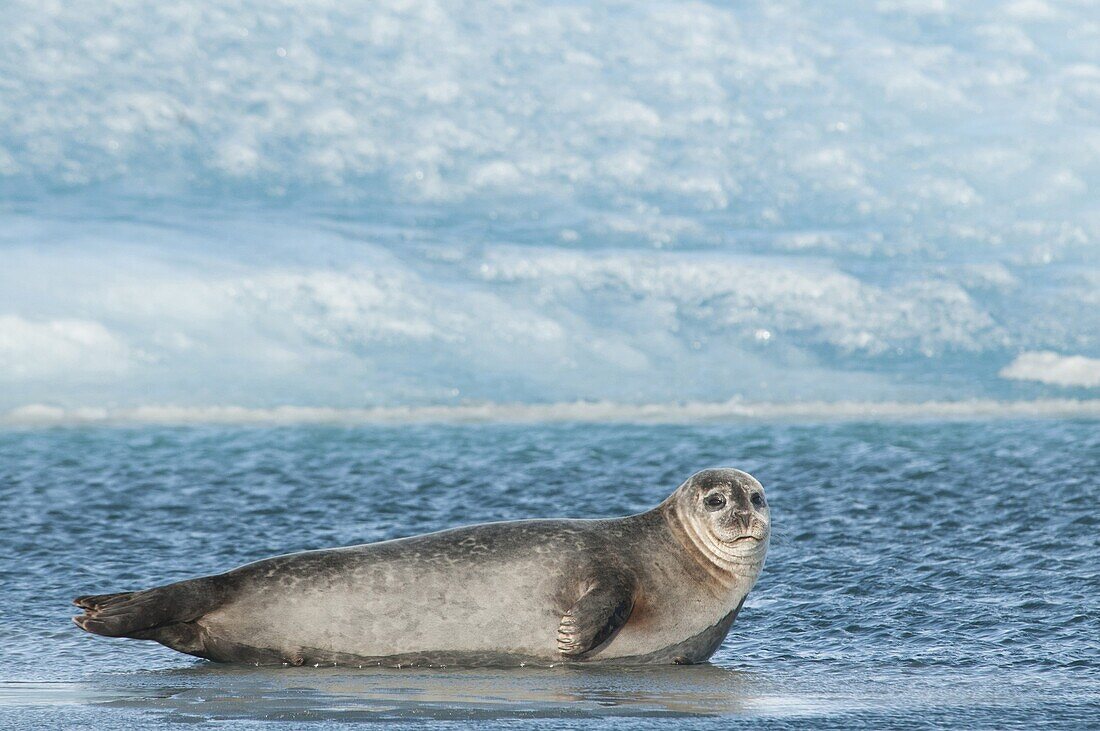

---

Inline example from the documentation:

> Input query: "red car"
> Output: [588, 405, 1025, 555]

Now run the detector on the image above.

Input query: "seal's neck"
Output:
[660, 500, 765, 595]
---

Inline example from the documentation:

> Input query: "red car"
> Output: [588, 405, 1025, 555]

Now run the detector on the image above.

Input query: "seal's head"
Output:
[664, 468, 771, 576]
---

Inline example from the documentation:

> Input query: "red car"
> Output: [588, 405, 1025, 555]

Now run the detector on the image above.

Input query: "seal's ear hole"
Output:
[703, 493, 727, 511]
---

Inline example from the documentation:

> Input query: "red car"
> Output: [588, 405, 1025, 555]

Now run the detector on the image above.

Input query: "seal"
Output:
[73, 468, 770, 667]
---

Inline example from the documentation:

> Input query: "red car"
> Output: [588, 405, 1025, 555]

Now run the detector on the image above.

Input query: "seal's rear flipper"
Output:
[73, 577, 226, 643]
[557, 574, 635, 659]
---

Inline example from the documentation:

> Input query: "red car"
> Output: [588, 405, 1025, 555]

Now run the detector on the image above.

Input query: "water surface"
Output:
[1, 420, 1097, 728]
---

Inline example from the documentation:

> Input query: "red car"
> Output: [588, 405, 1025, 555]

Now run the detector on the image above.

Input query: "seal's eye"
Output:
[703, 493, 726, 511]
[751, 492, 766, 508]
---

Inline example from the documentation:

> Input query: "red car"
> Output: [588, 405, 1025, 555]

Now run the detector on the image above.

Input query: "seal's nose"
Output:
[734, 510, 752, 530]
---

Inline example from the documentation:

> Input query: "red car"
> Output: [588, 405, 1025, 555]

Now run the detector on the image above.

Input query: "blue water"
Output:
[1, 420, 1097, 728]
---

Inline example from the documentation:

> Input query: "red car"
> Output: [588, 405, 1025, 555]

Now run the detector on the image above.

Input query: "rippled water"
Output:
[1, 420, 1097, 728]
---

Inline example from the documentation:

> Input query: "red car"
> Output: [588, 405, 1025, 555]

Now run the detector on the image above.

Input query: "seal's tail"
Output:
[73, 578, 224, 640]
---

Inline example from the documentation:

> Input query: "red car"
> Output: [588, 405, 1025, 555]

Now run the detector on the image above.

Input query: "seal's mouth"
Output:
[728, 535, 762, 544]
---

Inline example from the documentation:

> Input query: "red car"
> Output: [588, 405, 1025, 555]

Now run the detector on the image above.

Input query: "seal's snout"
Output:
[734, 510, 753, 530]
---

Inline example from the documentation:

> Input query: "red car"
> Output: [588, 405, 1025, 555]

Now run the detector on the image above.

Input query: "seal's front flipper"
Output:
[557, 575, 635, 658]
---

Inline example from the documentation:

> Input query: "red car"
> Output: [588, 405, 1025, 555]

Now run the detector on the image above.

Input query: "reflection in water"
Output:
[5, 422, 1098, 728]
[2, 664, 835, 722]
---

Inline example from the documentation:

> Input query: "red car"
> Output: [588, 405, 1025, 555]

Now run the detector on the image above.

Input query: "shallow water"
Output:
[1, 420, 1097, 728]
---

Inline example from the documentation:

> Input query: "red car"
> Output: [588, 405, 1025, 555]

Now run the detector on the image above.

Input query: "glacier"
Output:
[0, 0, 1097, 414]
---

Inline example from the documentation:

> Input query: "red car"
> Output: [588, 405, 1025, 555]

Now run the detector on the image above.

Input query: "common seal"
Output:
[73, 468, 770, 667]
